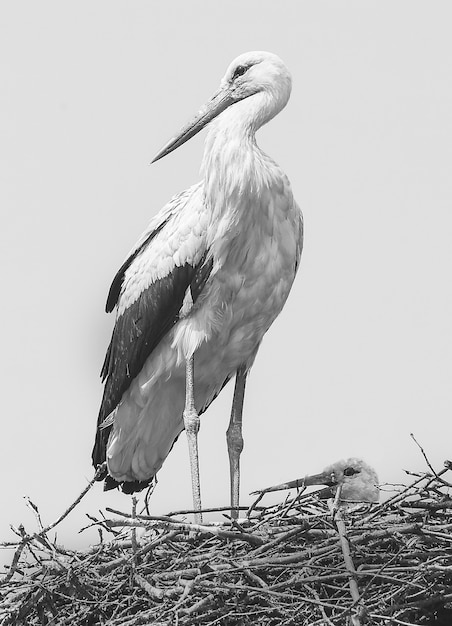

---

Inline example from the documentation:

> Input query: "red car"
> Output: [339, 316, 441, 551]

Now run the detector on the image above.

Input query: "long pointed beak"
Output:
[151, 87, 235, 163]
[251, 471, 337, 495]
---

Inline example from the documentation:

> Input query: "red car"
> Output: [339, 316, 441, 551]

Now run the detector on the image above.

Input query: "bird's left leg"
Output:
[183, 354, 203, 524]
[226, 366, 247, 520]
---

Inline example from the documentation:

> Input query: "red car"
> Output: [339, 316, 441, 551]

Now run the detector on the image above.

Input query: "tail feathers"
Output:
[99, 428, 184, 494]
[102, 474, 152, 494]
[91, 460, 144, 493]
[92, 351, 235, 494]
[102, 374, 185, 485]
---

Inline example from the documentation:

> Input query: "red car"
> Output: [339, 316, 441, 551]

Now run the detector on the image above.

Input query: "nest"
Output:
[2, 461, 452, 626]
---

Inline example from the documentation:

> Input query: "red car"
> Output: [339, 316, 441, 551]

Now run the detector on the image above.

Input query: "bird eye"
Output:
[343, 467, 358, 477]
[232, 64, 249, 80]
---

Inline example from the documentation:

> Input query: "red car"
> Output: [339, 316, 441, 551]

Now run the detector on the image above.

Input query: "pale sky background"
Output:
[1, 1, 452, 568]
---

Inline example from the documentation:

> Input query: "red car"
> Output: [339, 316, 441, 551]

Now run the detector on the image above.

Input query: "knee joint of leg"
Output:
[184, 408, 200, 435]
[226, 423, 244, 454]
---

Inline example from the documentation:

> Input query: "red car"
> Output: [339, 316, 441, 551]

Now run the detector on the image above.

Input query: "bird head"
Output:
[252, 458, 380, 504]
[308, 458, 380, 504]
[152, 51, 292, 163]
[221, 51, 292, 112]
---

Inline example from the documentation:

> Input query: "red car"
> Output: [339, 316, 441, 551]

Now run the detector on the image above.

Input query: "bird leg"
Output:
[226, 366, 247, 520]
[183, 355, 203, 524]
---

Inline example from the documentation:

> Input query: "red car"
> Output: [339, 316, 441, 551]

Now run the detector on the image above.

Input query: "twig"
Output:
[23, 497, 44, 532]
[329, 487, 365, 626]
[130, 497, 138, 567]
[98, 529, 180, 574]
[134, 573, 182, 600]
[178, 593, 216, 616]
[410, 434, 452, 487]
[43, 465, 106, 535]
[104, 510, 264, 546]
[166, 505, 263, 517]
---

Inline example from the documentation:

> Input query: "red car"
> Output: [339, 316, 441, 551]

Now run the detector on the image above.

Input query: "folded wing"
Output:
[92, 184, 213, 471]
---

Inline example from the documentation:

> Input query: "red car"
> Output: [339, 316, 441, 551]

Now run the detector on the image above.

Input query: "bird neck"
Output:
[201, 97, 282, 214]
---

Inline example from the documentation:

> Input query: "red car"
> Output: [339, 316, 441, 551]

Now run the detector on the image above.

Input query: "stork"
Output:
[92, 51, 303, 522]
[253, 458, 380, 504]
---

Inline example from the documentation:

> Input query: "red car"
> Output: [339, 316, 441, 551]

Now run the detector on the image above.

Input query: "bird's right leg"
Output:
[226, 366, 247, 520]
[183, 354, 203, 524]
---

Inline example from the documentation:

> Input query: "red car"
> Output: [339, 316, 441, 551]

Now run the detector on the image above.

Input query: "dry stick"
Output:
[42, 465, 106, 536]
[104, 509, 263, 546]
[272, 569, 425, 592]
[421, 463, 452, 498]
[2, 465, 105, 582]
[403, 498, 452, 511]
[154, 542, 341, 582]
[196, 580, 343, 612]
[108, 607, 166, 626]
[381, 590, 452, 614]
[304, 584, 336, 626]
[249, 489, 309, 532]
[130, 497, 138, 567]
[208, 610, 236, 626]
[330, 540, 436, 626]
[269, 488, 310, 527]
[248, 526, 306, 557]
[356, 468, 445, 525]
[167, 577, 198, 615]
[98, 529, 180, 574]
[1, 539, 28, 583]
[23, 497, 44, 532]
[368, 616, 420, 626]
[246, 491, 265, 518]
[329, 485, 364, 626]
[178, 593, 216, 617]
[107, 505, 255, 531]
[134, 573, 183, 600]
[410, 434, 452, 487]
[141, 479, 157, 517]
[243, 567, 268, 588]
[106, 507, 178, 524]
[166, 505, 263, 517]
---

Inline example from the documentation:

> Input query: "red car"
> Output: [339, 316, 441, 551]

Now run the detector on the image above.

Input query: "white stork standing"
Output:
[252, 458, 380, 504]
[92, 51, 303, 522]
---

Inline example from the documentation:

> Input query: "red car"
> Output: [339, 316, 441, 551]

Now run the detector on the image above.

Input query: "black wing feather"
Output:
[92, 247, 213, 470]
[105, 219, 169, 314]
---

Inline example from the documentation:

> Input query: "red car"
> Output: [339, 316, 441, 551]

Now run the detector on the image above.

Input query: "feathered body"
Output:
[92, 52, 303, 492]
